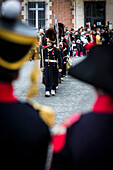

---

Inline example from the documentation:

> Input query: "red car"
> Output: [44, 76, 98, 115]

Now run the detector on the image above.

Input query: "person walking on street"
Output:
[40, 28, 62, 97]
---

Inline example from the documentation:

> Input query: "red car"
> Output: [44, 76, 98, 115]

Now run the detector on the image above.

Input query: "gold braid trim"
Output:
[0, 40, 37, 70]
[0, 27, 37, 45]
[27, 59, 39, 99]
[32, 102, 55, 127]
[54, 46, 60, 51]
[29, 37, 40, 60]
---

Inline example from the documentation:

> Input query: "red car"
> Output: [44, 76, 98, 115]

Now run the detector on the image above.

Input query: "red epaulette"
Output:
[64, 42, 67, 47]
[51, 113, 82, 153]
[43, 46, 47, 49]
[59, 45, 63, 50]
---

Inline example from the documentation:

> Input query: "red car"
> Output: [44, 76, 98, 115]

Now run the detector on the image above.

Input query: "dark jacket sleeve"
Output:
[66, 41, 70, 55]
[40, 48, 45, 68]
[50, 151, 69, 170]
[57, 49, 62, 69]
[50, 132, 70, 170]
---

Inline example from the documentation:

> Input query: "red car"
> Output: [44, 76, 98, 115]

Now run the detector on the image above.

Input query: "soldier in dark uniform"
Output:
[58, 23, 64, 83]
[58, 23, 68, 79]
[62, 38, 70, 77]
[40, 28, 62, 97]
[0, 0, 54, 169]
[50, 44, 113, 170]
[58, 42, 64, 83]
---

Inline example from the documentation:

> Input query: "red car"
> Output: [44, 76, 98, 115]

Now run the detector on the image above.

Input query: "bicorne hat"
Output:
[0, 0, 37, 70]
[69, 44, 113, 95]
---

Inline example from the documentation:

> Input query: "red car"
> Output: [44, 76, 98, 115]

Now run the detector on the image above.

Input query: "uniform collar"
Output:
[47, 47, 53, 51]
[92, 94, 113, 113]
[0, 82, 18, 103]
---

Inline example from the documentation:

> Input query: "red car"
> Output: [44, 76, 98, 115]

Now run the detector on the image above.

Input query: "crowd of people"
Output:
[1, 0, 113, 170]
[39, 23, 113, 58]
[38, 22, 113, 97]
[65, 24, 113, 57]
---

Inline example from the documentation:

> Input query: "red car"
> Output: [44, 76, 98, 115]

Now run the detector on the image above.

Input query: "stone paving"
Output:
[14, 57, 96, 125]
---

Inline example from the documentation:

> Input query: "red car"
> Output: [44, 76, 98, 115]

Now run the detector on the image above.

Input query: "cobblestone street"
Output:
[14, 57, 96, 125]
[13, 56, 97, 169]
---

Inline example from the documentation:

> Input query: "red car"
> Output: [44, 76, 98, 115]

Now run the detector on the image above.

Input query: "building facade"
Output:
[0, 0, 113, 30]
[21, 0, 113, 30]
[73, 0, 113, 29]
[21, 0, 74, 30]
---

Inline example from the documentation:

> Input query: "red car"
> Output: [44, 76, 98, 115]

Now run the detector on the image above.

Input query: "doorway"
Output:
[84, 1, 105, 27]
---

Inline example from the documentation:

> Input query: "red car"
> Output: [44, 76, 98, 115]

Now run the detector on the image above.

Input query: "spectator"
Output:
[96, 31, 102, 45]
[91, 23, 97, 31]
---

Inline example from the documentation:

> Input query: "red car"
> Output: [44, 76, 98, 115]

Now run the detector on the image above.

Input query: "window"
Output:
[28, 2, 45, 30]
[84, 2, 105, 27]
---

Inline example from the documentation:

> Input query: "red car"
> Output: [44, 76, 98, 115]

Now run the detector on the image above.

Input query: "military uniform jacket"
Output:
[41, 46, 62, 87]
[0, 83, 50, 169]
[50, 95, 113, 170]
[63, 40, 69, 58]
[62, 39, 70, 76]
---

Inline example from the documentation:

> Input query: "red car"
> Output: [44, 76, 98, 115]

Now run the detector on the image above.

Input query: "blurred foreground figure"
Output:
[50, 44, 113, 170]
[0, 0, 54, 169]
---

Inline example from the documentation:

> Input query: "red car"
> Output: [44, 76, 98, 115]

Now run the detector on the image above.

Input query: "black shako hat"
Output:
[0, 0, 37, 70]
[68, 44, 113, 95]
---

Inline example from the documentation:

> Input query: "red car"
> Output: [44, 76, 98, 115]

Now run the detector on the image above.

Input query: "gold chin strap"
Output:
[46, 38, 56, 44]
